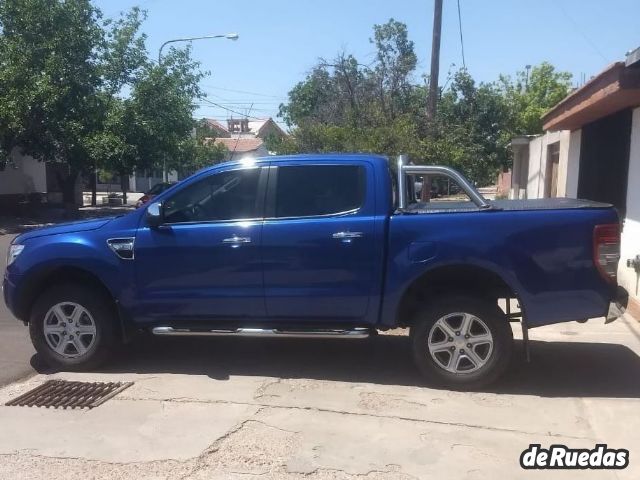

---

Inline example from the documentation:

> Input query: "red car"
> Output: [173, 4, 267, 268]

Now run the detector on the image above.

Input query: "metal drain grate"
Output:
[5, 380, 133, 409]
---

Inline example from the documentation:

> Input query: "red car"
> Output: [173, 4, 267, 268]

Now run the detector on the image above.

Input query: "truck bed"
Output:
[401, 197, 612, 214]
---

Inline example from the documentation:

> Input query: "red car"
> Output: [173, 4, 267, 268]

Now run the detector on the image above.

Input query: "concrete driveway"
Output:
[0, 317, 639, 479]
[2, 232, 640, 478]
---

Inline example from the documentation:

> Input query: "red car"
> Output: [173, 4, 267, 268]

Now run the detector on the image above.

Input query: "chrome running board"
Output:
[151, 326, 370, 339]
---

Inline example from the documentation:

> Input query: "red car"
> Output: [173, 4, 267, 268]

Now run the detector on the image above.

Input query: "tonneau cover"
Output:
[400, 197, 613, 214]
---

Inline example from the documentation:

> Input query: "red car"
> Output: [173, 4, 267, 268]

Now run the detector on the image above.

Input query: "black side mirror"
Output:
[146, 201, 164, 228]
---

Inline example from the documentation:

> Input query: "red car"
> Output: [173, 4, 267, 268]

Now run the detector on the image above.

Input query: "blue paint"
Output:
[3, 154, 618, 330]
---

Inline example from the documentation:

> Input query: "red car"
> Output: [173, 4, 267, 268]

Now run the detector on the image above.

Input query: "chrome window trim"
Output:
[158, 217, 264, 227]
[263, 207, 361, 222]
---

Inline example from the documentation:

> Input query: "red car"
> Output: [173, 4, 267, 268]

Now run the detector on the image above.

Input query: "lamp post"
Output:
[157, 33, 239, 181]
[158, 33, 239, 64]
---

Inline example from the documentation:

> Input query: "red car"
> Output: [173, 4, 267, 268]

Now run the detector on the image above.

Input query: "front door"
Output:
[262, 163, 379, 322]
[133, 166, 267, 324]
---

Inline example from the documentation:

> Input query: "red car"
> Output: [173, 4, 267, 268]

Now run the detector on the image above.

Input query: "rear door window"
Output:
[274, 165, 365, 218]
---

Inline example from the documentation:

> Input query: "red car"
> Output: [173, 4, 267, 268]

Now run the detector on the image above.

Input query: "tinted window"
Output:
[275, 165, 365, 218]
[163, 168, 261, 223]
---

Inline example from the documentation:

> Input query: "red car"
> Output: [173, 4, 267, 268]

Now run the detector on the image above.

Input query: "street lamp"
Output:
[158, 33, 239, 63]
[157, 33, 238, 181]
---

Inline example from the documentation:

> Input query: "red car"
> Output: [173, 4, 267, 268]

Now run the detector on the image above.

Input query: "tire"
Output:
[410, 295, 513, 389]
[29, 283, 118, 371]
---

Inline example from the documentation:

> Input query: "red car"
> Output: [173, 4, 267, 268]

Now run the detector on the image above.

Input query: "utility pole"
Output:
[427, 0, 443, 120]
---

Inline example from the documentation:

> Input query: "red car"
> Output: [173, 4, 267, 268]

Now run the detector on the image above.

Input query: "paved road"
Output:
[0, 234, 35, 387]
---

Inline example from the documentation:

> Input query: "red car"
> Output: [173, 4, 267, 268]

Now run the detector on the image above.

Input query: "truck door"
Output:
[261, 162, 379, 322]
[133, 165, 268, 323]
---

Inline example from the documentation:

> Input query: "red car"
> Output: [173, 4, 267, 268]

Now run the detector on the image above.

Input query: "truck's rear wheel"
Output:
[410, 296, 513, 389]
[29, 284, 117, 371]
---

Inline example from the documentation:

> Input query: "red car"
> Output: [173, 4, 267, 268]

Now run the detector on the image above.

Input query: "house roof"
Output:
[247, 118, 286, 138]
[214, 137, 264, 153]
[203, 118, 230, 136]
[542, 61, 640, 131]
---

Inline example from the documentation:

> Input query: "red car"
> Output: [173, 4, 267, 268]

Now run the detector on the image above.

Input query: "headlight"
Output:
[7, 244, 24, 266]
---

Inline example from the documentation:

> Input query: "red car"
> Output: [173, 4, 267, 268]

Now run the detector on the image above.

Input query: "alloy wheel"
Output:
[427, 312, 494, 374]
[43, 302, 97, 358]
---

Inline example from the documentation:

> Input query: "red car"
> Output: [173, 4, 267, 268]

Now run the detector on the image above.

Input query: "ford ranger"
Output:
[2, 154, 625, 388]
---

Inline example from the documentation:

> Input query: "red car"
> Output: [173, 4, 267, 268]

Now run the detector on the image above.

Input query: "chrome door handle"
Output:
[222, 236, 251, 244]
[332, 231, 363, 239]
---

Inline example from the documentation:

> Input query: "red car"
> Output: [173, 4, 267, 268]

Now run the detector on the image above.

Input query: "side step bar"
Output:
[151, 326, 371, 339]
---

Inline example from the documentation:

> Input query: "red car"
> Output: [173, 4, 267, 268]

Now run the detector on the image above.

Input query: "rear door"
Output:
[261, 161, 378, 322]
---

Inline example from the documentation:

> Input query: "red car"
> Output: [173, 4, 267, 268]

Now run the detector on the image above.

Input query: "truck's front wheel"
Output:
[410, 296, 513, 389]
[29, 284, 117, 371]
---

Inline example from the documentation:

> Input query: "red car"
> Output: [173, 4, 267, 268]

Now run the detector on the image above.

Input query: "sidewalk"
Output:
[0, 317, 639, 479]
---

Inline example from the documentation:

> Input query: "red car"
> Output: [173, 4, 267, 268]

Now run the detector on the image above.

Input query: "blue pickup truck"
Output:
[3, 154, 625, 388]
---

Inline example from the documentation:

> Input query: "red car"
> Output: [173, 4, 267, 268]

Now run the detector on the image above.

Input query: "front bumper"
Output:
[606, 286, 629, 323]
[2, 270, 20, 321]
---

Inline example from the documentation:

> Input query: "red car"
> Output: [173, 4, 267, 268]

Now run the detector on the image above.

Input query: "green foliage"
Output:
[0, 0, 212, 202]
[277, 20, 573, 186]
[499, 62, 573, 134]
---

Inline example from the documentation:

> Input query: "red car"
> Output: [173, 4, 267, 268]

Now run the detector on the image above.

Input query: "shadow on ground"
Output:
[31, 333, 640, 398]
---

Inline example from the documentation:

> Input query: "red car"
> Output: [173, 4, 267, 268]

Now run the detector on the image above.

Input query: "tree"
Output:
[0, 0, 104, 204]
[0, 1, 213, 206]
[427, 70, 512, 185]
[276, 19, 424, 160]
[499, 62, 573, 134]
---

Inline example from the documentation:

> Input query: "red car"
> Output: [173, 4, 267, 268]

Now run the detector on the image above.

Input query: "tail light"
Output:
[593, 224, 620, 283]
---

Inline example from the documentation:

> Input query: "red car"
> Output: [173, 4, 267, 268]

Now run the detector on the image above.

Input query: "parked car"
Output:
[135, 182, 175, 208]
[3, 154, 627, 388]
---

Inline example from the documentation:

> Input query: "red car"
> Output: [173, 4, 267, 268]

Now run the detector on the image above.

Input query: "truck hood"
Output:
[14, 217, 114, 243]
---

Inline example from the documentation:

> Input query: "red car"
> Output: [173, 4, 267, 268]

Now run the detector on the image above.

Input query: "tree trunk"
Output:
[120, 174, 128, 205]
[91, 169, 97, 206]
[56, 170, 79, 210]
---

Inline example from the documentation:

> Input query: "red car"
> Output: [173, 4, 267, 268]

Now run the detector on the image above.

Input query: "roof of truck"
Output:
[198, 153, 390, 176]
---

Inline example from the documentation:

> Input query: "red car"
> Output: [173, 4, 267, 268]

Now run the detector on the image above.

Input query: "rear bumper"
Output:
[606, 286, 629, 323]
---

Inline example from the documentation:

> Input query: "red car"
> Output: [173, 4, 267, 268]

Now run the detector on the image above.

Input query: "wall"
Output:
[618, 107, 640, 308]
[525, 130, 575, 199]
[564, 129, 582, 198]
[0, 148, 46, 196]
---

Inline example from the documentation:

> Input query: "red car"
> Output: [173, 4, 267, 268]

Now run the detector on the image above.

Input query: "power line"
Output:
[229, 102, 255, 161]
[557, 2, 608, 63]
[198, 97, 266, 120]
[200, 84, 283, 99]
[456, 0, 467, 69]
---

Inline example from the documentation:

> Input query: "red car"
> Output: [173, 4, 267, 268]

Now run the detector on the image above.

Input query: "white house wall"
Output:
[619, 107, 640, 303]
[525, 130, 574, 199]
[526, 131, 557, 198]
[555, 130, 572, 197]
[564, 129, 581, 198]
[0, 148, 47, 195]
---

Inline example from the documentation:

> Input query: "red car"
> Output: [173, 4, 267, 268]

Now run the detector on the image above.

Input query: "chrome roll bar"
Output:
[396, 155, 491, 210]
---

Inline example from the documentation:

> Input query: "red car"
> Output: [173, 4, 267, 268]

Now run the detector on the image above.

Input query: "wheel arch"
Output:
[395, 263, 522, 328]
[16, 265, 128, 340]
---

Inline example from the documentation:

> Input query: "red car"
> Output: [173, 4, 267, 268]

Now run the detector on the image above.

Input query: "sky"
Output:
[95, 0, 640, 129]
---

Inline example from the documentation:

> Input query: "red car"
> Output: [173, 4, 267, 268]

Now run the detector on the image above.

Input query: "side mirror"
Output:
[146, 201, 164, 228]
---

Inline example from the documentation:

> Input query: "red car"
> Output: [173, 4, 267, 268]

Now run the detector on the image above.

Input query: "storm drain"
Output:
[5, 380, 133, 409]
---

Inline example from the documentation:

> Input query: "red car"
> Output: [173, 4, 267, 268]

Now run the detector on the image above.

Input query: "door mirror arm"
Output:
[146, 201, 165, 228]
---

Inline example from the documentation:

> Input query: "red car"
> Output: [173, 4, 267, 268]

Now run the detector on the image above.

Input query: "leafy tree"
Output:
[499, 62, 573, 134]
[277, 18, 573, 186]
[0, 0, 105, 203]
[0, 1, 213, 206]
[427, 70, 512, 185]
